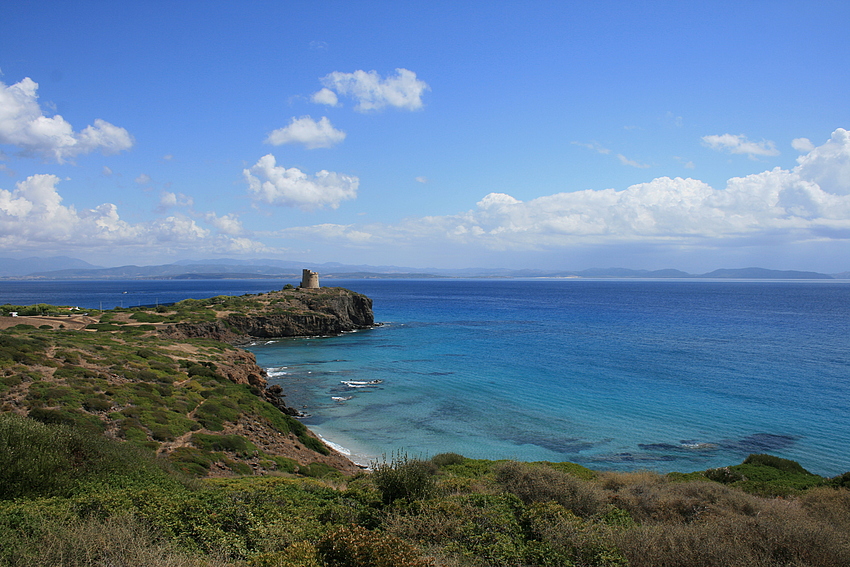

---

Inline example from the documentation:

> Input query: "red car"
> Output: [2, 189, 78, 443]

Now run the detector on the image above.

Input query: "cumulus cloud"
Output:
[0, 174, 268, 257]
[243, 154, 358, 210]
[159, 191, 193, 209]
[702, 133, 780, 159]
[0, 174, 140, 245]
[275, 129, 850, 254]
[0, 77, 133, 163]
[795, 128, 850, 196]
[135, 173, 152, 185]
[317, 68, 429, 112]
[205, 212, 243, 235]
[792, 138, 815, 153]
[311, 88, 338, 106]
[265, 116, 345, 149]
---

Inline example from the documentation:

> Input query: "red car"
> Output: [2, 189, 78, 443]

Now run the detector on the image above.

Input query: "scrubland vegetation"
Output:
[1, 296, 848, 566]
[1, 422, 849, 567]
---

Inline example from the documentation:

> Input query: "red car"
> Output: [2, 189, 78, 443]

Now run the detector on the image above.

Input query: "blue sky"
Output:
[1, 1, 849, 272]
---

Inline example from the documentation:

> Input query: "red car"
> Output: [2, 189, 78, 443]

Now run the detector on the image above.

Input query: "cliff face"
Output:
[160, 287, 374, 345]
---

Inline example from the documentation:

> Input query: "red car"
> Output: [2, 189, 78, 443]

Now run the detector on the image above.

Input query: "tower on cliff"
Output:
[300, 269, 320, 289]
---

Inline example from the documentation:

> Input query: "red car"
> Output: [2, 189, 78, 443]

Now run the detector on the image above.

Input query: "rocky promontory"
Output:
[159, 286, 374, 344]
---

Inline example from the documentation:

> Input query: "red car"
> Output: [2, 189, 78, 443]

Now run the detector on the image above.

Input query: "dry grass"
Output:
[3, 512, 234, 567]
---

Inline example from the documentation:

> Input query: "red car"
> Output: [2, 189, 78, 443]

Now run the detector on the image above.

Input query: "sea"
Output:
[1, 278, 848, 476]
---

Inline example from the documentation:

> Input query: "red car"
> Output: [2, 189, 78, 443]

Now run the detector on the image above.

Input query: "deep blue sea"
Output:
[2, 278, 848, 476]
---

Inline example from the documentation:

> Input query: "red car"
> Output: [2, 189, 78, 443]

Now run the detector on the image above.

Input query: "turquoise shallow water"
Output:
[1, 278, 847, 476]
[250, 279, 850, 476]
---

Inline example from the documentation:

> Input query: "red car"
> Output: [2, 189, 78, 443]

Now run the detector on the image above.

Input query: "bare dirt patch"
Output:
[0, 315, 97, 330]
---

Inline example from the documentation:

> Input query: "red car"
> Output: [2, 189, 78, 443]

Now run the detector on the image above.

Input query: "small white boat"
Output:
[332, 396, 353, 402]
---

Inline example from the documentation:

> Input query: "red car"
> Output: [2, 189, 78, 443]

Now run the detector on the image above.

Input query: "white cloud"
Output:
[0, 77, 133, 163]
[0, 174, 140, 245]
[792, 138, 815, 153]
[135, 173, 152, 185]
[311, 88, 338, 107]
[702, 133, 780, 159]
[159, 191, 193, 209]
[265, 116, 346, 149]
[102, 166, 113, 177]
[206, 212, 243, 235]
[617, 154, 650, 169]
[149, 215, 209, 242]
[275, 129, 850, 254]
[0, 174, 269, 258]
[318, 68, 429, 112]
[415, 176, 428, 184]
[243, 154, 358, 210]
[795, 128, 850, 196]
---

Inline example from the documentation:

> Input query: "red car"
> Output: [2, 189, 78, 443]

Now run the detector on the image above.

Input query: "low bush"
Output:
[430, 452, 465, 467]
[192, 433, 257, 456]
[0, 413, 180, 499]
[317, 524, 432, 567]
[495, 460, 607, 517]
[0, 510, 228, 567]
[371, 453, 437, 505]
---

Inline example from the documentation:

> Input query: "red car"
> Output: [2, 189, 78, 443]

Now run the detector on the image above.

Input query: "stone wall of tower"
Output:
[301, 269, 320, 289]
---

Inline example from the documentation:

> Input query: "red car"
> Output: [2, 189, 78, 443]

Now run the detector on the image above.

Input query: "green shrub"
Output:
[0, 511, 225, 567]
[830, 471, 850, 488]
[742, 453, 811, 474]
[371, 452, 437, 505]
[430, 452, 465, 467]
[317, 524, 432, 567]
[705, 466, 746, 484]
[130, 312, 168, 323]
[386, 493, 531, 565]
[194, 400, 239, 430]
[169, 446, 214, 476]
[28, 407, 104, 433]
[299, 463, 341, 479]
[192, 433, 257, 456]
[723, 455, 826, 495]
[495, 460, 606, 517]
[0, 413, 179, 499]
[227, 460, 253, 475]
[82, 397, 112, 412]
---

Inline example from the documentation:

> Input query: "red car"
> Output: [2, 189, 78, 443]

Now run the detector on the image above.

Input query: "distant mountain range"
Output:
[0, 257, 843, 280]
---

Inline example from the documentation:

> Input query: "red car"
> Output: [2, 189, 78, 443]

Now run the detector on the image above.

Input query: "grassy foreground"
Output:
[1, 295, 849, 566]
[1, 419, 849, 567]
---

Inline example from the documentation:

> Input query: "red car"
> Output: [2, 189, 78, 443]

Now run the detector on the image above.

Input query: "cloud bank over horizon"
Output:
[271, 128, 850, 267]
[1, 124, 848, 270]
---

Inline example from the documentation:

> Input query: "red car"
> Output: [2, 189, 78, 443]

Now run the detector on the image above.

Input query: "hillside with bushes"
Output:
[1, 288, 848, 566]
[0, 287, 374, 477]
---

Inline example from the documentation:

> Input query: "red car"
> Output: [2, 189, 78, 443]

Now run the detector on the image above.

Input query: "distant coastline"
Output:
[0, 256, 845, 281]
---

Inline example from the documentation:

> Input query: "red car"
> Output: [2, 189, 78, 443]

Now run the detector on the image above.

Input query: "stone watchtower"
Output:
[300, 269, 320, 289]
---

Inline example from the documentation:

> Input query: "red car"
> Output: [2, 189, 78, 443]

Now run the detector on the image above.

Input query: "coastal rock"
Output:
[160, 287, 374, 345]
